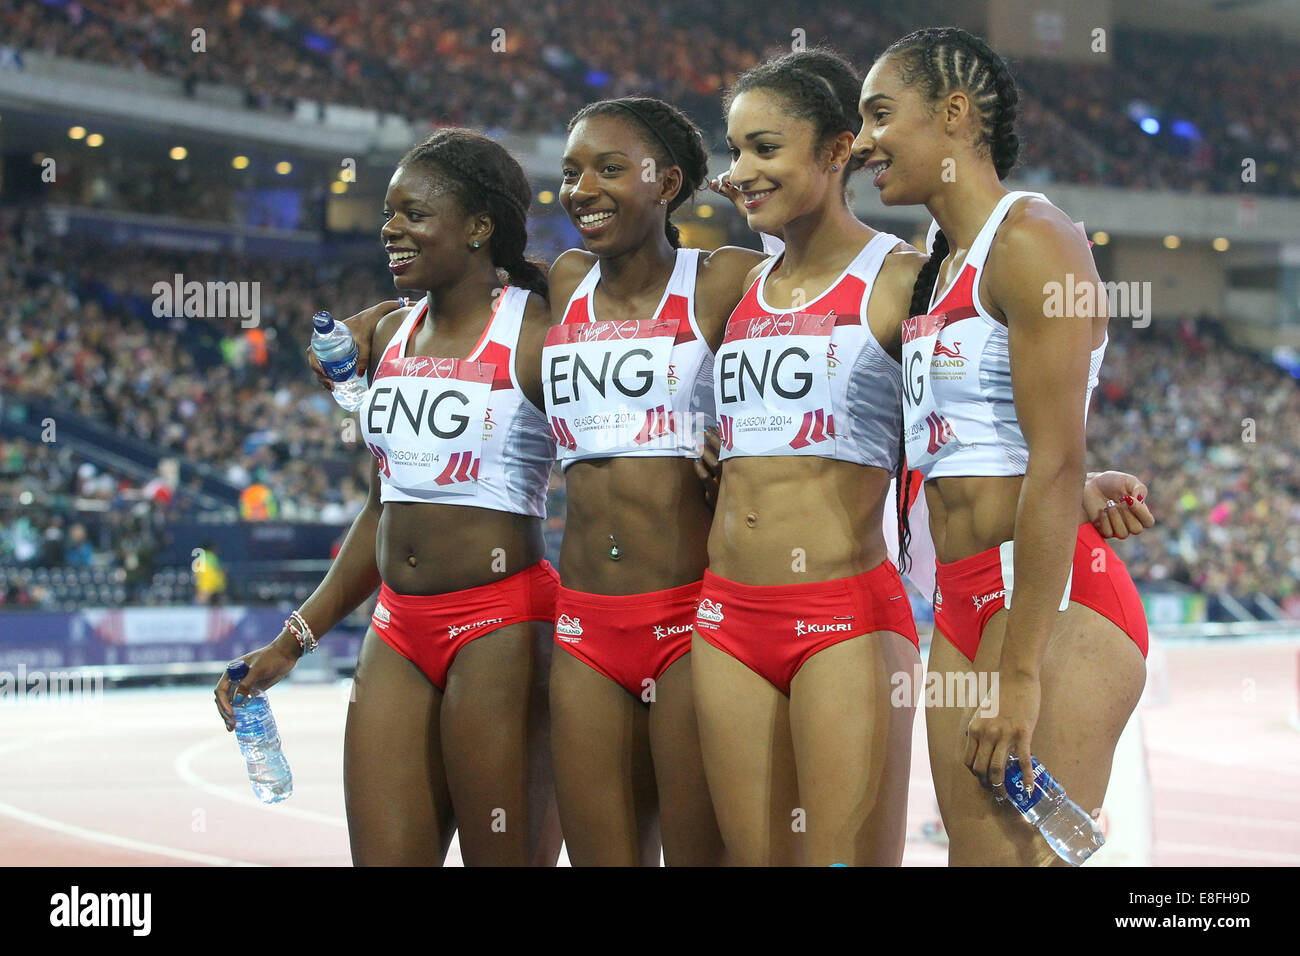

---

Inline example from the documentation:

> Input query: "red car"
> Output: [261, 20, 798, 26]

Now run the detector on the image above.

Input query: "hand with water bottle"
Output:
[213, 626, 303, 732]
[305, 299, 406, 394]
[964, 667, 1042, 798]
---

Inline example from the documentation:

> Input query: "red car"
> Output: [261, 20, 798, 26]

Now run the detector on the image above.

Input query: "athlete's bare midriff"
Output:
[377, 502, 544, 595]
[559, 456, 713, 595]
[925, 474, 1094, 564]
[708, 456, 893, 585]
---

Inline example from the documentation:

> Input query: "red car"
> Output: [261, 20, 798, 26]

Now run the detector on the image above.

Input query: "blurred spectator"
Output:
[64, 523, 94, 566]
[193, 540, 227, 605]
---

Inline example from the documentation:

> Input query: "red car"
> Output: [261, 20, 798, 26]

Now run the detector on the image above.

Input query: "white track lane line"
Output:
[173, 737, 347, 828]
[0, 733, 262, 866]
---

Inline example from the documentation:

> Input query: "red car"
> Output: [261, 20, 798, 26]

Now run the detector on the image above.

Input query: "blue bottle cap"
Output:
[312, 311, 334, 333]
[227, 660, 249, 681]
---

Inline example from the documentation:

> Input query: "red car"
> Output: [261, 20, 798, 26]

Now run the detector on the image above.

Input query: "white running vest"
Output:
[543, 248, 713, 468]
[902, 191, 1106, 478]
[360, 287, 553, 516]
[715, 231, 904, 469]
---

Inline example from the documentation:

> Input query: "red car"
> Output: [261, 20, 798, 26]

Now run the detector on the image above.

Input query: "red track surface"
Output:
[2, 637, 1296, 866]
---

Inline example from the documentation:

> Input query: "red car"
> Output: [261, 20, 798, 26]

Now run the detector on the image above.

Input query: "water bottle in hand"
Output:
[1004, 754, 1103, 865]
[227, 660, 293, 803]
[311, 311, 367, 411]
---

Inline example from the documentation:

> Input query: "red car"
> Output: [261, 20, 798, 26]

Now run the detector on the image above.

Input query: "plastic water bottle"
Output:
[226, 660, 293, 803]
[1005, 754, 1104, 865]
[311, 311, 367, 411]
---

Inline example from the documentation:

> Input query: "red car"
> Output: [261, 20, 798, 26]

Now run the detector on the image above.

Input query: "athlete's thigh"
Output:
[648, 653, 726, 866]
[789, 630, 920, 866]
[933, 605, 1147, 866]
[344, 626, 453, 866]
[548, 646, 658, 866]
[440, 620, 546, 866]
[690, 631, 799, 866]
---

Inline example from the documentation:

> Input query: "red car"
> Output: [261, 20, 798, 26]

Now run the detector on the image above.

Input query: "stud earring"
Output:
[831, 163, 840, 172]
[658, 199, 667, 206]
[471, 240, 481, 248]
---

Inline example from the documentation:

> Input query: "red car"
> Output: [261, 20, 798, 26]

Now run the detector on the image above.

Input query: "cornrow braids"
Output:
[399, 128, 548, 298]
[725, 47, 867, 182]
[881, 27, 1021, 180]
[569, 97, 710, 249]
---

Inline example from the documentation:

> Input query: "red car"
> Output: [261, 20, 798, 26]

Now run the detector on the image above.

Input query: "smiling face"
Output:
[380, 163, 486, 292]
[853, 55, 953, 207]
[725, 90, 837, 234]
[560, 114, 677, 255]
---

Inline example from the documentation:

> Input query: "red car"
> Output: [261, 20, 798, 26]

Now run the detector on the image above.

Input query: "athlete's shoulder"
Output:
[548, 247, 597, 298]
[371, 304, 414, 360]
[516, 287, 556, 338]
[699, 244, 766, 283]
[996, 194, 1083, 257]
[876, 242, 928, 298]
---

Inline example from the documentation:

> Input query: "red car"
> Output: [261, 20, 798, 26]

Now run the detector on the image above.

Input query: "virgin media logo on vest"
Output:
[574, 320, 642, 342]
[925, 412, 955, 455]
[401, 356, 457, 378]
[746, 314, 796, 338]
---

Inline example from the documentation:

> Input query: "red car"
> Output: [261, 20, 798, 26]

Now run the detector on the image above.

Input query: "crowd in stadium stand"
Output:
[4, 0, 1297, 195]
[1087, 321, 1300, 612]
[3, 203, 1298, 611]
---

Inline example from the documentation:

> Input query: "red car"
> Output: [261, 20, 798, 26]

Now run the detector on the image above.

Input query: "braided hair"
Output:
[883, 28, 1022, 571]
[568, 97, 710, 249]
[724, 47, 866, 192]
[398, 128, 548, 298]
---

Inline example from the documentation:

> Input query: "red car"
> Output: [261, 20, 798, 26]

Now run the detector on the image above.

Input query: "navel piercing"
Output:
[608, 534, 622, 561]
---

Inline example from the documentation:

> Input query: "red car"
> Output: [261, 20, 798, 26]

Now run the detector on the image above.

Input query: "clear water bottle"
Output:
[1004, 754, 1104, 865]
[227, 660, 293, 803]
[311, 311, 367, 411]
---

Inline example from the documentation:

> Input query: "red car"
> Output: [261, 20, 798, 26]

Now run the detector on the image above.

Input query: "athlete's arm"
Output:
[695, 245, 768, 346]
[308, 299, 406, 390]
[964, 199, 1099, 792]
[871, 246, 927, 362]
[514, 290, 554, 414]
[216, 452, 386, 730]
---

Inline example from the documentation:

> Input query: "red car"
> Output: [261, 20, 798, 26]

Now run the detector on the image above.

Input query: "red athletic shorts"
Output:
[370, 560, 559, 691]
[933, 522, 1149, 662]
[694, 561, 919, 695]
[553, 580, 699, 697]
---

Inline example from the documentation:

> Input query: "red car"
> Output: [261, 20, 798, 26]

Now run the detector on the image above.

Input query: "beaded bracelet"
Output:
[285, 610, 318, 655]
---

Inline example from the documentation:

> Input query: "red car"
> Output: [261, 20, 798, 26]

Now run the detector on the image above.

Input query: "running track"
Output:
[2, 636, 1296, 866]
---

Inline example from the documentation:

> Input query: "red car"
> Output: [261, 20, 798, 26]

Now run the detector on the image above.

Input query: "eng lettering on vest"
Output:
[715, 312, 838, 457]
[543, 318, 678, 456]
[363, 356, 494, 495]
[901, 312, 960, 468]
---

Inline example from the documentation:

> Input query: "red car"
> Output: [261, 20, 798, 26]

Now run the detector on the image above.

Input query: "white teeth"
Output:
[579, 211, 614, 226]
[388, 251, 418, 263]
[746, 189, 775, 202]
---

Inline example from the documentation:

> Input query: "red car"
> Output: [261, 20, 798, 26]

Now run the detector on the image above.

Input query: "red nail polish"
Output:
[1136, 494, 1144, 502]
[1122, 495, 1135, 505]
